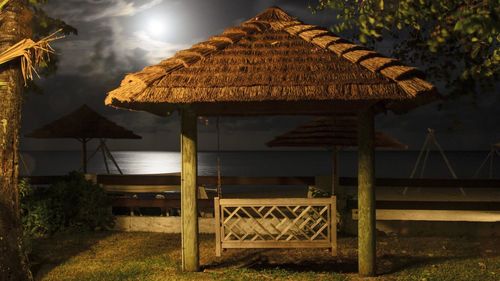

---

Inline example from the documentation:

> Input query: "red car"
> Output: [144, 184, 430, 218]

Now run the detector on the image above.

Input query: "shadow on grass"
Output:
[203, 249, 358, 274]
[30, 231, 181, 281]
[378, 254, 466, 275]
[204, 249, 497, 276]
[30, 231, 114, 280]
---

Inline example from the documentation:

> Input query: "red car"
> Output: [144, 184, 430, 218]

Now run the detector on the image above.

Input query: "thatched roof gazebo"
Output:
[26, 104, 141, 173]
[105, 7, 438, 276]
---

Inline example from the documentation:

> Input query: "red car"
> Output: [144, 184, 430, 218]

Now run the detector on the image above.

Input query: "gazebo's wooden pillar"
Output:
[357, 106, 376, 277]
[180, 107, 200, 272]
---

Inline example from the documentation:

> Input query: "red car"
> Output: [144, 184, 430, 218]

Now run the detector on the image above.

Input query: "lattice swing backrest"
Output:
[218, 198, 334, 242]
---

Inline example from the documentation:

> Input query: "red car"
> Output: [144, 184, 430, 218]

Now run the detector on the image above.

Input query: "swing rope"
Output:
[216, 116, 222, 198]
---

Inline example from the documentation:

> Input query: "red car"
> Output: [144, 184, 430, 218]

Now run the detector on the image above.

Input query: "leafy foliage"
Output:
[20, 172, 114, 238]
[311, 0, 499, 98]
[27, 0, 77, 80]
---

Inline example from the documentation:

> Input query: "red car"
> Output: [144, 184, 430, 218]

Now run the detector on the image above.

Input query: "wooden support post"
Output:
[181, 108, 199, 272]
[331, 196, 337, 256]
[357, 107, 376, 277]
[214, 197, 221, 257]
[81, 138, 88, 173]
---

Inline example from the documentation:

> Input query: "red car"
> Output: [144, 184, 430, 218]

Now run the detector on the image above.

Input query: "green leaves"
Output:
[311, 0, 499, 98]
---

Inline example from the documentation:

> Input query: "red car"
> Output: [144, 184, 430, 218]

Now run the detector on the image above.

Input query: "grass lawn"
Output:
[31, 231, 499, 281]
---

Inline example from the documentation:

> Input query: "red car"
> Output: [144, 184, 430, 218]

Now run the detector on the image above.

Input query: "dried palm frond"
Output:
[0, 29, 63, 85]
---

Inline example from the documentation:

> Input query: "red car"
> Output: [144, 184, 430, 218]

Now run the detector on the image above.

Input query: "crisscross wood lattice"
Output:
[214, 197, 336, 256]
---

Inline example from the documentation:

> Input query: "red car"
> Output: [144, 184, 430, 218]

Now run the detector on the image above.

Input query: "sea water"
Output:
[20, 150, 498, 179]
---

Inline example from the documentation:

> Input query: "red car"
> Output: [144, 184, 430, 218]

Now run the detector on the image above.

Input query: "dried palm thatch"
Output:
[105, 7, 439, 116]
[26, 104, 141, 140]
[267, 116, 407, 149]
[0, 30, 62, 85]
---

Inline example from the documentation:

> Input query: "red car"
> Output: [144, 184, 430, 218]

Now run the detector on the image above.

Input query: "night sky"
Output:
[20, 0, 499, 152]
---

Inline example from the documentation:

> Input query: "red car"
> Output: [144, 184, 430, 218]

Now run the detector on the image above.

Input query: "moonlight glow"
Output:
[146, 18, 167, 37]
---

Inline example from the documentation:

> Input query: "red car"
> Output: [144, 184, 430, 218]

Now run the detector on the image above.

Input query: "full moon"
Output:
[147, 18, 167, 37]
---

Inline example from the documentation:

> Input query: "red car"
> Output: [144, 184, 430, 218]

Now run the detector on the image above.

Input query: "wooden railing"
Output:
[214, 197, 337, 256]
[25, 175, 500, 188]
[23, 175, 500, 220]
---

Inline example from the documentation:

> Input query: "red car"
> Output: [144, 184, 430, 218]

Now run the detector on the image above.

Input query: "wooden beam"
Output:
[110, 198, 213, 210]
[347, 200, 500, 211]
[191, 101, 374, 116]
[180, 107, 199, 272]
[357, 106, 376, 277]
[23, 175, 500, 189]
[339, 177, 500, 188]
[96, 175, 315, 186]
[352, 209, 500, 222]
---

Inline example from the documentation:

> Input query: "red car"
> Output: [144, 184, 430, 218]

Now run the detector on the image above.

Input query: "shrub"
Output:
[20, 172, 115, 238]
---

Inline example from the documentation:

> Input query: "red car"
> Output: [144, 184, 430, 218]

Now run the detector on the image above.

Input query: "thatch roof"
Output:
[26, 105, 141, 140]
[267, 116, 407, 149]
[105, 6, 438, 116]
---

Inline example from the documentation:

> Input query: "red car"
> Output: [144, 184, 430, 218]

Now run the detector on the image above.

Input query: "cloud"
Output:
[84, 0, 164, 21]
[45, 0, 165, 22]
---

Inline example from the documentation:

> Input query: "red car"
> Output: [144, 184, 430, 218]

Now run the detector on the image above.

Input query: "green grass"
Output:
[30, 232, 499, 281]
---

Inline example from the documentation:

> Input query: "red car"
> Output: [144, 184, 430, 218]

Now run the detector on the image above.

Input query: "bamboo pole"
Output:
[357, 107, 376, 277]
[180, 107, 199, 272]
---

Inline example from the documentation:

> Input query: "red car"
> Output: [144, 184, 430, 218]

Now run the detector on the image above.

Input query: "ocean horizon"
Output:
[19, 150, 499, 179]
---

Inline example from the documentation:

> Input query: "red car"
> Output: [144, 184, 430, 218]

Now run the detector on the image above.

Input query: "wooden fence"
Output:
[26, 175, 500, 188]
[214, 197, 337, 256]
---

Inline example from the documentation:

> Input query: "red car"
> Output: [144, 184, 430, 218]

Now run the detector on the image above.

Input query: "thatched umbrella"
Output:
[267, 117, 407, 149]
[105, 7, 439, 275]
[26, 104, 141, 173]
[267, 117, 407, 194]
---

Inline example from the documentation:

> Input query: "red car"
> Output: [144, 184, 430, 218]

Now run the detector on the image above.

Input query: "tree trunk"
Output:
[0, 1, 33, 280]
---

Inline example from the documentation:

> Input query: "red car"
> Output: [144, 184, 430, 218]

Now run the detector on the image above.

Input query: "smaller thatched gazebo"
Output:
[26, 104, 141, 173]
[267, 116, 407, 194]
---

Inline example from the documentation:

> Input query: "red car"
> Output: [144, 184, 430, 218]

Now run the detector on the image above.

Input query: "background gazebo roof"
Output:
[267, 117, 407, 149]
[26, 104, 141, 140]
[105, 7, 438, 116]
